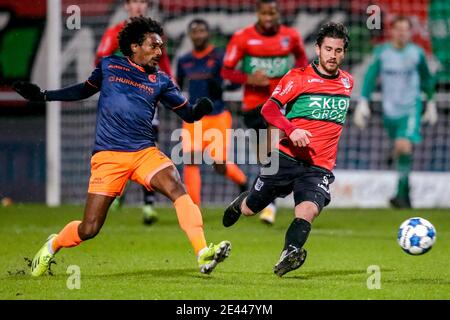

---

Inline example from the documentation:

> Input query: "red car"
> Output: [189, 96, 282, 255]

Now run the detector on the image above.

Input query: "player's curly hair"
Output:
[118, 16, 163, 57]
[316, 22, 350, 50]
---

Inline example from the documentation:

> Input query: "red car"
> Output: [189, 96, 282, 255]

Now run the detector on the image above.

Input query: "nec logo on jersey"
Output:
[281, 37, 290, 49]
[341, 77, 351, 89]
[148, 74, 157, 83]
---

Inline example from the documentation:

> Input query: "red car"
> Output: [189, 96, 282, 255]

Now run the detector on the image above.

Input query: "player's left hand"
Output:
[289, 128, 313, 147]
[13, 81, 46, 101]
[192, 97, 213, 120]
[422, 100, 438, 126]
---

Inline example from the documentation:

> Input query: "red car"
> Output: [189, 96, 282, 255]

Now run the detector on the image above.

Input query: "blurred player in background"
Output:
[177, 19, 248, 206]
[353, 16, 437, 209]
[223, 22, 353, 277]
[96, 0, 173, 224]
[221, 0, 308, 224]
[14, 17, 231, 276]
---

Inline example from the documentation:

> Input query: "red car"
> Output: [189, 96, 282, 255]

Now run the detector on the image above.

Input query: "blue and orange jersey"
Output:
[87, 55, 187, 153]
[176, 45, 225, 115]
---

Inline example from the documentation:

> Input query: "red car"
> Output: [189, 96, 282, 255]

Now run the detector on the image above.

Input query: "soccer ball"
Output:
[397, 217, 436, 255]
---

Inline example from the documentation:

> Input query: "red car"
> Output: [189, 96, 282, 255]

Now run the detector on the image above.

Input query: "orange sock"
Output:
[184, 165, 201, 206]
[225, 163, 247, 186]
[51, 221, 82, 253]
[174, 194, 207, 255]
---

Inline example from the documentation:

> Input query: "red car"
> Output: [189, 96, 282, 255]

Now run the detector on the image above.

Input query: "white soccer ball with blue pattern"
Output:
[397, 217, 436, 255]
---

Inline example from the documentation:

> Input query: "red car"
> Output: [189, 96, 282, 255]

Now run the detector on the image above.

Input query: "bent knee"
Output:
[295, 201, 320, 222]
[395, 139, 412, 154]
[78, 222, 101, 240]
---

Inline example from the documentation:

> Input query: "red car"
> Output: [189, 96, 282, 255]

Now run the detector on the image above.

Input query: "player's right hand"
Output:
[247, 70, 270, 87]
[12, 81, 46, 101]
[288, 128, 313, 147]
[353, 99, 371, 129]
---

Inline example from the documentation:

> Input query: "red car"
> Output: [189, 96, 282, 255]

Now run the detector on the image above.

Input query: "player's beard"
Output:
[319, 56, 340, 75]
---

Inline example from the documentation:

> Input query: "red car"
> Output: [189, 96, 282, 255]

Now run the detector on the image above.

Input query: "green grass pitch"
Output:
[0, 205, 449, 299]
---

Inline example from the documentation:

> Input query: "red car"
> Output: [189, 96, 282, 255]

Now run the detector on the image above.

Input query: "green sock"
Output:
[396, 154, 412, 199]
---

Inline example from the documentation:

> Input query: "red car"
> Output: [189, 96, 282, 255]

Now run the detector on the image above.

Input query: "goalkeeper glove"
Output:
[192, 97, 213, 121]
[13, 81, 46, 101]
[422, 100, 438, 126]
[353, 98, 371, 129]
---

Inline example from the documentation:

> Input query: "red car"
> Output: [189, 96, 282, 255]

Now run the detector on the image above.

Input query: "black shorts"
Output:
[246, 152, 335, 213]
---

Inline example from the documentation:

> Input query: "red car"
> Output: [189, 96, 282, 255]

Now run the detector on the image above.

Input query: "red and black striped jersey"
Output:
[270, 62, 354, 171]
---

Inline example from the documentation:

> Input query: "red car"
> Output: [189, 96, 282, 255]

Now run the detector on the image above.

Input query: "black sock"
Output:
[283, 218, 311, 250]
[143, 188, 155, 205]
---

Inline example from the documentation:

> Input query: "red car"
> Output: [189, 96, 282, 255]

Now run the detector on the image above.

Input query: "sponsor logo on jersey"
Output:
[272, 85, 282, 96]
[182, 62, 194, 69]
[286, 94, 350, 124]
[279, 80, 295, 96]
[108, 76, 154, 95]
[243, 56, 292, 78]
[108, 64, 131, 72]
[307, 78, 324, 83]
[248, 39, 263, 45]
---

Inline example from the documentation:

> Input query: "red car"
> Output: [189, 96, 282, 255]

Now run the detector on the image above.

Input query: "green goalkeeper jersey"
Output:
[361, 43, 435, 118]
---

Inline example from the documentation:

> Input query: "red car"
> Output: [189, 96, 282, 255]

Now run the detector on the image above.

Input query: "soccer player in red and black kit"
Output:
[223, 22, 353, 277]
[221, 0, 308, 225]
[14, 17, 231, 276]
[96, 0, 172, 224]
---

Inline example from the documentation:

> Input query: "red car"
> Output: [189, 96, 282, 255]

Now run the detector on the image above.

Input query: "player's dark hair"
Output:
[118, 16, 163, 57]
[390, 16, 412, 28]
[188, 18, 210, 32]
[316, 22, 350, 50]
[257, 0, 277, 9]
[125, 0, 150, 3]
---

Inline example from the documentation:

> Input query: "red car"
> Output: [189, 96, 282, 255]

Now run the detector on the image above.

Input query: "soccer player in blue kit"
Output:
[13, 17, 231, 276]
[177, 19, 248, 206]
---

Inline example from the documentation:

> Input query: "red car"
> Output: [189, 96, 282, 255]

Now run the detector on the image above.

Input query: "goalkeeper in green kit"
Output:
[353, 16, 437, 209]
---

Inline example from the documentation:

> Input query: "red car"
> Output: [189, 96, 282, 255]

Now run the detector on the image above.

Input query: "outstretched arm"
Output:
[14, 63, 102, 102]
[13, 81, 99, 102]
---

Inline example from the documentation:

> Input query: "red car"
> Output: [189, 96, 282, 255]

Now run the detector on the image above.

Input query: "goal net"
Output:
[59, 0, 450, 206]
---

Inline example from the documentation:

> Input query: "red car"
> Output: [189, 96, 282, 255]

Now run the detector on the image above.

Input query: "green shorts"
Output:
[383, 107, 422, 143]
